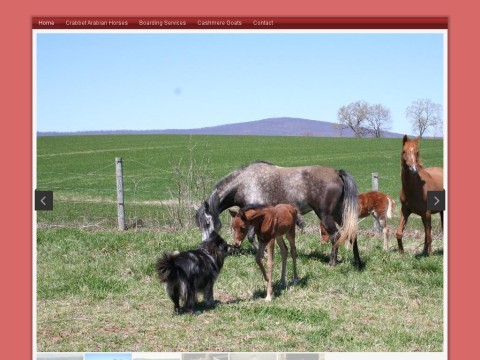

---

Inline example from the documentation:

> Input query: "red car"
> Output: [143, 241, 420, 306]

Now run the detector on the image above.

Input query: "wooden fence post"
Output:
[372, 172, 379, 191]
[116, 157, 126, 230]
[371, 172, 381, 233]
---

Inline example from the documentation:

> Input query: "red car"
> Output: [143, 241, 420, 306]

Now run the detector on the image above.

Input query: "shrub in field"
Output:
[164, 137, 213, 230]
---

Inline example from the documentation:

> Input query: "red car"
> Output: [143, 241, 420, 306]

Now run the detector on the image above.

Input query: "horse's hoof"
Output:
[293, 278, 299, 285]
[265, 296, 272, 302]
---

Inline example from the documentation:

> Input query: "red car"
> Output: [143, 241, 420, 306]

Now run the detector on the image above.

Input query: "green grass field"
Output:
[36, 134, 444, 352]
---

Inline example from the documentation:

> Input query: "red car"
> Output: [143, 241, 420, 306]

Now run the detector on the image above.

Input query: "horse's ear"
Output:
[403, 135, 408, 144]
[193, 204, 200, 211]
[203, 201, 210, 212]
[228, 209, 237, 218]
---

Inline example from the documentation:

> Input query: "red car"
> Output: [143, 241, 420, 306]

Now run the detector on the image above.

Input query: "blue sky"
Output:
[35, 31, 445, 135]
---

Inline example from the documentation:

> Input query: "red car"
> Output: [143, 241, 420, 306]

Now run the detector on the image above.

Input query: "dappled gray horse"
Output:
[195, 161, 361, 267]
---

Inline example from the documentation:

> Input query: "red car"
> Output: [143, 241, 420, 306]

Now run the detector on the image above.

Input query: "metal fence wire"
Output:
[36, 160, 441, 238]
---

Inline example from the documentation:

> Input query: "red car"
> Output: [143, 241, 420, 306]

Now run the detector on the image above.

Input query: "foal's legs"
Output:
[254, 239, 275, 301]
[255, 241, 269, 283]
[265, 239, 275, 301]
[395, 204, 411, 254]
[275, 235, 288, 287]
[378, 217, 389, 250]
[319, 222, 329, 243]
[320, 214, 341, 266]
[247, 226, 259, 250]
[285, 228, 299, 284]
[371, 212, 382, 234]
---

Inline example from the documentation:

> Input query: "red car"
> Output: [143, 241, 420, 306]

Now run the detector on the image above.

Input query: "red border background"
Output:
[1, 1, 475, 359]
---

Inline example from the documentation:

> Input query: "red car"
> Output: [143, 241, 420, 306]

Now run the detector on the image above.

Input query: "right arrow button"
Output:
[427, 190, 445, 211]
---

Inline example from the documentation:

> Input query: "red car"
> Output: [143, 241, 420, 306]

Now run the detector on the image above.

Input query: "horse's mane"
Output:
[243, 160, 275, 168]
[213, 161, 275, 189]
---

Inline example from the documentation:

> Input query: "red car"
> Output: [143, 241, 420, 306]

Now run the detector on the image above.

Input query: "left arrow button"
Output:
[35, 190, 53, 211]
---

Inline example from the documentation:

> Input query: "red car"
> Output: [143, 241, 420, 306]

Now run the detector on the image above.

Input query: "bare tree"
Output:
[337, 101, 392, 138]
[406, 99, 443, 138]
[367, 104, 392, 138]
[336, 100, 371, 137]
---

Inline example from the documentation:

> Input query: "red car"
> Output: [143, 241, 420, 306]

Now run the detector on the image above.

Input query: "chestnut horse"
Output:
[320, 191, 394, 250]
[229, 204, 300, 301]
[358, 191, 395, 250]
[396, 135, 443, 255]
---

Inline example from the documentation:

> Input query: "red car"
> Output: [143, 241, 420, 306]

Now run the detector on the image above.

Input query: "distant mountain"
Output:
[37, 117, 405, 138]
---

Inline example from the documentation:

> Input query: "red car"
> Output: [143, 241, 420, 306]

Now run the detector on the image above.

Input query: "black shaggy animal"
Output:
[155, 231, 229, 313]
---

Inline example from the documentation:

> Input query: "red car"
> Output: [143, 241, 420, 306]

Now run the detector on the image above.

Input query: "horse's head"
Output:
[195, 201, 215, 241]
[195, 190, 221, 241]
[402, 135, 422, 174]
[228, 209, 250, 248]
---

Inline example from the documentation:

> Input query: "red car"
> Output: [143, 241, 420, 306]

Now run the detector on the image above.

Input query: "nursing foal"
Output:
[229, 204, 300, 301]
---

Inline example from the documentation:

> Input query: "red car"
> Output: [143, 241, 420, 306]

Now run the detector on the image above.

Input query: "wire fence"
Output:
[36, 158, 442, 239]
[36, 155, 215, 231]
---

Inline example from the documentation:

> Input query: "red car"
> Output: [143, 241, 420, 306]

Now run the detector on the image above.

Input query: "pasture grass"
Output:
[36, 224, 444, 352]
[36, 134, 444, 352]
[37, 135, 443, 228]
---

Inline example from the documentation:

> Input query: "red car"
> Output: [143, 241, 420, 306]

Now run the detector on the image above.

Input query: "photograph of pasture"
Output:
[35, 30, 446, 353]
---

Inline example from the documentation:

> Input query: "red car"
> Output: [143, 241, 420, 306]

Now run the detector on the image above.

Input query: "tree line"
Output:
[336, 98, 443, 138]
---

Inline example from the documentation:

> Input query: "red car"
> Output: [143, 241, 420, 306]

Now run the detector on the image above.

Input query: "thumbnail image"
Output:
[279, 353, 325, 360]
[37, 353, 84, 360]
[206, 354, 229, 360]
[230, 353, 277, 360]
[133, 353, 181, 360]
[85, 353, 132, 360]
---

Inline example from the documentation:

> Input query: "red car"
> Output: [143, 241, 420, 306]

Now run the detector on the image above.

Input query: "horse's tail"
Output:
[337, 170, 359, 246]
[386, 196, 394, 219]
